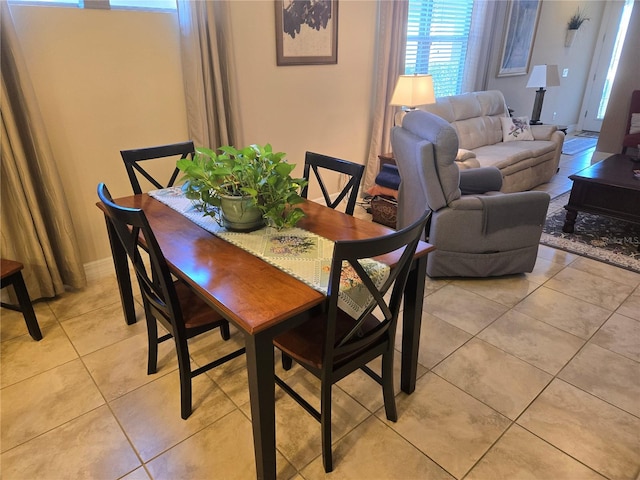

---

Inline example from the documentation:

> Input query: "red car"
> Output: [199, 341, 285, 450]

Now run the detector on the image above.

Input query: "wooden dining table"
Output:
[98, 194, 433, 480]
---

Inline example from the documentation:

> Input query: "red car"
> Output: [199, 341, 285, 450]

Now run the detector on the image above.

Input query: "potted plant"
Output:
[177, 143, 308, 231]
[566, 8, 589, 46]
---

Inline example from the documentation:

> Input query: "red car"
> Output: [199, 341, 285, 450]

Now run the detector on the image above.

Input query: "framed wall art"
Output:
[275, 0, 338, 66]
[498, 0, 542, 77]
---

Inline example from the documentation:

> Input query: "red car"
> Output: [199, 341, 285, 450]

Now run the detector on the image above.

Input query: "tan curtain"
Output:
[462, 0, 499, 93]
[363, 0, 409, 192]
[176, 0, 236, 149]
[0, 3, 86, 300]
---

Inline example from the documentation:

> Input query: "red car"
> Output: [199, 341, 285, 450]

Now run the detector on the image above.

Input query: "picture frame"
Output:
[275, 0, 338, 66]
[498, 0, 542, 77]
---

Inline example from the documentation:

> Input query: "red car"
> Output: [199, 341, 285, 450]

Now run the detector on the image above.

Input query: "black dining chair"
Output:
[302, 152, 365, 216]
[273, 210, 430, 472]
[121, 141, 195, 194]
[97, 183, 245, 419]
[1, 259, 43, 341]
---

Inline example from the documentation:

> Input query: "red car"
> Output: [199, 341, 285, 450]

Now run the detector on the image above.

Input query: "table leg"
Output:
[104, 215, 137, 325]
[400, 256, 426, 394]
[245, 331, 277, 480]
[563, 208, 578, 233]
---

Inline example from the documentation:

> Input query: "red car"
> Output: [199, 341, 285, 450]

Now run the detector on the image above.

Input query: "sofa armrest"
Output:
[447, 191, 550, 234]
[456, 148, 476, 162]
[459, 167, 503, 194]
[455, 148, 480, 169]
[479, 191, 550, 234]
[531, 124, 557, 140]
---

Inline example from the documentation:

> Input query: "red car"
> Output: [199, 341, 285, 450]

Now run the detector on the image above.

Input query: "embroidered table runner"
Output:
[149, 188, 389, 319]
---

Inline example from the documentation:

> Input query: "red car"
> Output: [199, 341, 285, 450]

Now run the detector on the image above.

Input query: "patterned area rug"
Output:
[576, 131, 600, 138]
[541, 192, 640, 273]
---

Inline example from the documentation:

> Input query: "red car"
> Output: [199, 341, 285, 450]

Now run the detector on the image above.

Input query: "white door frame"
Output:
[578, 1, 627, 132]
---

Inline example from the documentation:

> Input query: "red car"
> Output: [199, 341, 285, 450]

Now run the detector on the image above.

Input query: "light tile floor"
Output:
[2, 145, 639, 480]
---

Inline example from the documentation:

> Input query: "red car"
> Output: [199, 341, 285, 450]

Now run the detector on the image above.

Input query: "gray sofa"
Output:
[418, 90, 564, 193]
[391, 110, 550, 278]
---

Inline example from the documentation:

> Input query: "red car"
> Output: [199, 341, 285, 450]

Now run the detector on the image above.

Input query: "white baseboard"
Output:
[83, 257, 115, 283]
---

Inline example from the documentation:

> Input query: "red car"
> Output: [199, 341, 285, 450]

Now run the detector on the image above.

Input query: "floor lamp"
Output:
[526, 65, 560, 125]
[390, 74, 435, 125]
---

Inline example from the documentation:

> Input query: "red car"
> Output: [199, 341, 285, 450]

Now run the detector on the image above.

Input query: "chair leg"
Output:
[281, 352, 293, 370]
[321, 383, 333, 473]
[175, 337, 193, 420]
[219, 320, 230, 341]
[622, 146, 628, 154]
[381, 351, 398, 422]
[12, 273, 42, 341]
[145, 306, 159, 375]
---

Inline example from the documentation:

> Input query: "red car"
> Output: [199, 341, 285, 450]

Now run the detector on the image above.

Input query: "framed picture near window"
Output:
[498, 0, 542, 77]
[275, 0, 338, 66]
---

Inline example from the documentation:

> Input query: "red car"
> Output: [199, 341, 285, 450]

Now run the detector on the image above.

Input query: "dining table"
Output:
[98, 193, 434, 480]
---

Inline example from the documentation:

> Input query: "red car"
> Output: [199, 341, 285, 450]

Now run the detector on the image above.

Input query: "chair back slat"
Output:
[324, 210, 430, 364]
[302, 152, 365, 215]
[97, 183, 184, 337]
[121, 141, 195, 194]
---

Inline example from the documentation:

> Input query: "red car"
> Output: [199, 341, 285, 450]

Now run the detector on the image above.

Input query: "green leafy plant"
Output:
[568, 8, 589, 29]
[177, 144, 308, 229]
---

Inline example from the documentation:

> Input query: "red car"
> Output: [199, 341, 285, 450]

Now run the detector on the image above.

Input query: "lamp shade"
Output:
[390, 74, 435, 108]
[526, 64, 561, 88]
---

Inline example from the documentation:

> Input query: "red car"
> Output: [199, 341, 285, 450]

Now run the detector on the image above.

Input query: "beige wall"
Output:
[487, 1, 606, 129]
[10, 5, 190, 269]
[228, 1, 376, 163]
[10, 0, 632, 273]
[10, 1, 377, 269]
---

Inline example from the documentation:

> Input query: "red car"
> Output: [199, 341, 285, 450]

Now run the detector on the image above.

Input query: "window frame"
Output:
[7, 0, 176, 12]
[403, 0, 474, 98]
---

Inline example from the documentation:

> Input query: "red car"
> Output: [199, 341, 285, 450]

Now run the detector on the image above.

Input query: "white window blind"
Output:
[404, 0, 474, 98]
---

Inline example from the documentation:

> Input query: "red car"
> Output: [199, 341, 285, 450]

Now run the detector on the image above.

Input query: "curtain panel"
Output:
[1, 3, 86, 301]
[463, 0, 499, 93]
[176, 0, 236, 150]
[362, 0, 409, 192]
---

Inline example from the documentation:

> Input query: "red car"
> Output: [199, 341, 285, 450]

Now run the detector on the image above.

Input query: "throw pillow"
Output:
[501, 116, 534, 142]
[629, 113, 640, 134]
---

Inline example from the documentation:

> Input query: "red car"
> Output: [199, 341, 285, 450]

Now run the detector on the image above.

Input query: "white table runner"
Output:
[149, 187, 389, 319]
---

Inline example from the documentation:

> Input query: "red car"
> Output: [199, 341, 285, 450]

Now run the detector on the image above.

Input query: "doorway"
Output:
[580, 0, 633, 132]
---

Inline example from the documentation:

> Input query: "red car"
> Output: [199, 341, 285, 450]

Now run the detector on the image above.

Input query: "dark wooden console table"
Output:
[563, 154, 640, 233]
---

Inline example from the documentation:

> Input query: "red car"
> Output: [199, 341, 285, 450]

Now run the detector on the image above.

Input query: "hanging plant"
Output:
[568, 8, 590, 30]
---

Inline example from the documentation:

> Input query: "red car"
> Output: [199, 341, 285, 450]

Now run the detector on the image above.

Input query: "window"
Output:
[108, 0, 176, 10]
[597, 0, 634, 120]
[8, 0, 176, 11]
[404, 0, 474, 97]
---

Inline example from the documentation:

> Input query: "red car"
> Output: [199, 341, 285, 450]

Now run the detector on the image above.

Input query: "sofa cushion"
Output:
[501, 116, 534, 142]
[422, 91, 509, 150]
[473, 140, 557, 170]
[452, 116, 504, 150]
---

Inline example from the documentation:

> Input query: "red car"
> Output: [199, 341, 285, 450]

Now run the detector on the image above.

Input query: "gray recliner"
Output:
[391, 110, 550, 277]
